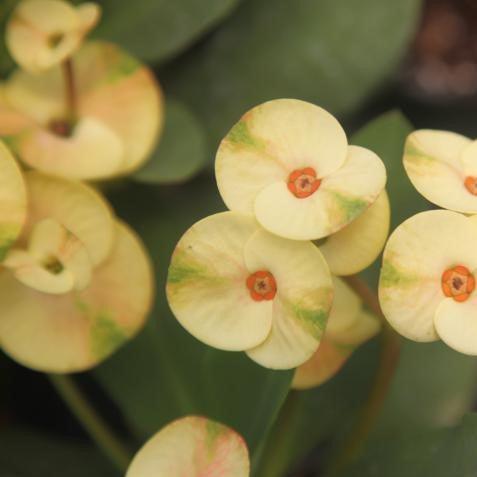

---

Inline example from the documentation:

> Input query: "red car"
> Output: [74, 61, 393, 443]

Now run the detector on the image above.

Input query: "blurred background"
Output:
[1, 0, 477, 476]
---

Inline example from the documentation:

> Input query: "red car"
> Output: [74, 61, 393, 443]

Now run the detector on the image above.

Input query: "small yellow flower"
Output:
[293, 277, 380, 389]
[379, 209, 477, 355]
[166, 211, 333, 370]
[215, 99, 386, 240]
[127, 416, 250, 477]
[404, 129, 477, 213]
[0, 41, 163, 180]
[0, 141, 27, 260]
[6, 0, 100, 73]
[0, 167, 153, 372]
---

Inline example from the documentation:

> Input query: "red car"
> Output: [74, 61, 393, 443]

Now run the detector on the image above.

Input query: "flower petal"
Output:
[166, 212, 273, 352]
[243, 229, 333, 369]
[0, 221, 153, 372]
[379, 210, 477, 342]
[291, 339, 351, 390]
[23, 172, 115, 266]
[319, 191, 390, 275]
[215, 98, 347, 214]
[126, 416, 250, 477]
[434, 297, 477, 355]
[254, 145, 385, 240]
[19, 117, 124, 179]
[403, 129, 477, 213]
[0, 141, 27, 260]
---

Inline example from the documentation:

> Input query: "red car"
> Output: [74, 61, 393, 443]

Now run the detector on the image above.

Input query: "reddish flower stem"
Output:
[62, 58, 77, 121]
[325, 275, 401, 476]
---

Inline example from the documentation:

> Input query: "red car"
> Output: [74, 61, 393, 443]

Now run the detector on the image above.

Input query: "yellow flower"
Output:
[215, 99, 386, 240]
[127, 416, 250, 477]
[0, 41, 163, 180]
[166, 211, 333, 370]
[0, 163, 153, 372]
[6, 0, 100, 73]
[293, 277, 380, 389]
[404, 129, 477, 213]
[379, 209, 477, 355]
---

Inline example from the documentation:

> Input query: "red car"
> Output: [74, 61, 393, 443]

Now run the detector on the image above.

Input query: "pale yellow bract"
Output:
[215, 99, 386, 240]
[0, 41, 163, 180]
[166, 211, 333, 370]
[0, 140, 27, 261]
[293, 277, 380, 389]
[379, 210, 477, 355]
[6, 0, 100, 73]
[404, 129, 477, 213]
[127, 416, 250, 477]
[0, 171, 154, 372]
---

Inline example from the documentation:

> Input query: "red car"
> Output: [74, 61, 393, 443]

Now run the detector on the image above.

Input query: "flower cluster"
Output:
[0, 0, 163, 181]
[379, 129, 477, 355]
[0, 0, 157, 373]
[168, 98, 387, 375]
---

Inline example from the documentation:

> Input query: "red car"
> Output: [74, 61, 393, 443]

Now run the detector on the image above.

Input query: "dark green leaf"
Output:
[0, 428, 118, 477]
[344, 413, 477, 477]
[133, 100, 207, 185]
[0, 0, 16, 77]
[351, 110, 429, 230]
[94, 0, 241, 64]
[164, 0, 422, 155]
[95, 178, 292, 456]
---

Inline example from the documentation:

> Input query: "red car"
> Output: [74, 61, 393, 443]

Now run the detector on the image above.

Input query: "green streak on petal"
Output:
[90, 312, 127, 359]
[331, 192, 368, 223]
[106, 54, 140, 84]
[205, 420, 223, 453]
[1, 134, 20, 151]
[168, 250, 210, 284]
[380, 259, 418, 288]
[75, 299, 127, 359]
[0, 223, 21, 261]
[227, 119, 264, 149]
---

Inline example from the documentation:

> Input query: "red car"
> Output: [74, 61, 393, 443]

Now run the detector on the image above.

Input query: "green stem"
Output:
[255, 391, 300, 477]
[48, 374, 132, 472]
[325, 275, 401, 476]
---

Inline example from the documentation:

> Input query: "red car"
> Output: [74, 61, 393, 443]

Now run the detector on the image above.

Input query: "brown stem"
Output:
[62, 58, 77, 121]
[325, 275, 401, 477]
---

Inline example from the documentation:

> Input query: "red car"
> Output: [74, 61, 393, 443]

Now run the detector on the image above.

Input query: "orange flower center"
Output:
[464, 176, 477, 196]
[246, 270, 277, 301]
[441, 265, 475, 302]
[287, 167, 321, 198]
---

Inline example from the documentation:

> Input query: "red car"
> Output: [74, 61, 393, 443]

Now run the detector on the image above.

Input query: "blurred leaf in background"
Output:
[163, 0, 422, 157]
[94, 178, 292, 463]
[94, 0, 242, 64]
[133, 99, 207, 185]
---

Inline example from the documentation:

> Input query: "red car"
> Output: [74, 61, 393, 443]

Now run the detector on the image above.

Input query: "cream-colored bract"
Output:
[404, 129, 477, 213]
[379, 210, 477, 354]
[215, 99, 386, 240]
[0, 141, 27, 260]
[167, 211, 333, 370]
[6, 0, 100, 73]
[293, 277, 380, 389]
[318, 191, 390, 276]
[0, 221, 153, 373]
[127, 416, 250, 477]
[1, 41, 163, 180]
[22, 172, 115, 266]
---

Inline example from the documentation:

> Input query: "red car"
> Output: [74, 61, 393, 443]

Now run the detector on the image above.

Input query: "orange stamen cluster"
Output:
[287, 167, 321, 198]
[441, 265, 475, 302]
[246, 270, 277, 301]
[464, 176, 477, 196]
